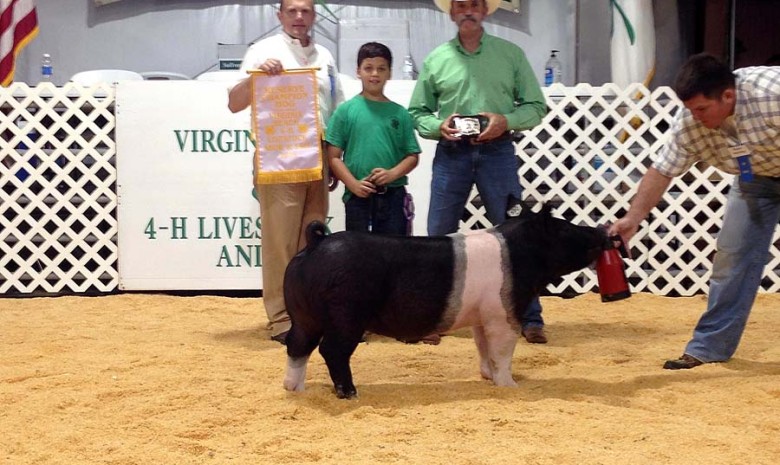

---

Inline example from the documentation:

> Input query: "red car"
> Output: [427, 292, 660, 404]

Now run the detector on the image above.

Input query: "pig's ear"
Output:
[540, 202, 554, 217]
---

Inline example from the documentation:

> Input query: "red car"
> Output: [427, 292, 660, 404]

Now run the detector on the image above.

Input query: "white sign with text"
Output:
[116, 80, 433, 290]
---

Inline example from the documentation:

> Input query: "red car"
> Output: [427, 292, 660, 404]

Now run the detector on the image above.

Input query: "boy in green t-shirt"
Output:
[326, 42, 421, 235]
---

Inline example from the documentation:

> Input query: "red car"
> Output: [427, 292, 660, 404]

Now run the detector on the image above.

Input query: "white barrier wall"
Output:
[2, 82, 780, 295]
[116, 81, 261, 290]
[115, 79, 434, 290]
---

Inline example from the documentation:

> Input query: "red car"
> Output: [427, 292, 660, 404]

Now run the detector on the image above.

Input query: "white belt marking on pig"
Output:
[442, 230, 515, 330]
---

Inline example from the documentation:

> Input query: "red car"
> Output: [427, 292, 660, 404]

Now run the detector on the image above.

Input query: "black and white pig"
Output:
[282, 203, 608, 399]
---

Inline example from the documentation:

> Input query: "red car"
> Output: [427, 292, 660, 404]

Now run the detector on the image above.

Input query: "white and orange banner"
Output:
[249, 69, 323, 185]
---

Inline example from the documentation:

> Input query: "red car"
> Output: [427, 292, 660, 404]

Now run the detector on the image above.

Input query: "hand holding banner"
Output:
[249, 68, 323, 185]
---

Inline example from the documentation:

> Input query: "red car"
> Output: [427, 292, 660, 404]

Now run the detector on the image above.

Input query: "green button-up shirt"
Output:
[408, 31, 547, 139]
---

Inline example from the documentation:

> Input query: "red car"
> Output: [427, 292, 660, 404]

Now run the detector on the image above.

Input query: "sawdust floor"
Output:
[2, 292, 779, 465]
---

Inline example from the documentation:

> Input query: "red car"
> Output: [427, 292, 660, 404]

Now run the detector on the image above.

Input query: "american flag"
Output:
[0, 0, 38, 86]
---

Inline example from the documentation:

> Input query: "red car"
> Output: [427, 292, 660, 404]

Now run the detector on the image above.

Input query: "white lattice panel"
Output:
[462, 83, 780, 296]
[1, 83, 118, 294]
[2, 83, 779, 296]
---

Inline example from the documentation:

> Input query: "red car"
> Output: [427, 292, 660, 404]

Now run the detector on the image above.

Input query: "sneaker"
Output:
[663, 354, 703, 370]
[521, 326, 547, 344]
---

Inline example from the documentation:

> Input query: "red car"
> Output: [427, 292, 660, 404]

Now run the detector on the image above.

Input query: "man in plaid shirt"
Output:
[610, 53, 780, 370]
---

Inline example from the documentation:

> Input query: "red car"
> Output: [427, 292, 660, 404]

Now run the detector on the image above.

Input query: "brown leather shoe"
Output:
[521, 326, 547, 344]
[398, 334, 442, 345]
[663, 354, 703, 370]
[270, 331, 289, 345]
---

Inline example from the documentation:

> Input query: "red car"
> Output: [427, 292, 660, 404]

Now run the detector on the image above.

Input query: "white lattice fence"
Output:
[1, 83, 118, 294]
[463, 83, 780, 296]
[2, 83, 779, 295]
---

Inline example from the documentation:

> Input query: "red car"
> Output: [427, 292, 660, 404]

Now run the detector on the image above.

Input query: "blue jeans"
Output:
[428, 138, 543, 328]
[345, 187, 408, 235]
[428, 138, 522, 235]
[685, 176, 780, 362]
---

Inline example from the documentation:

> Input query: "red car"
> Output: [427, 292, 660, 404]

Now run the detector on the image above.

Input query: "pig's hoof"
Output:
[283, 377, 305, 392]
[493, 376, 518, 388]
[335, 384, 358, 399]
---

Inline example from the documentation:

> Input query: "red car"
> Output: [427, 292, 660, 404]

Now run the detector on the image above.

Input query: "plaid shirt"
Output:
[654, 66, 780, 177]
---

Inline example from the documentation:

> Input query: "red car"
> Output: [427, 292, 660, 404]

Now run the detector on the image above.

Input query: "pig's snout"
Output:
[595, 225, 612, 250]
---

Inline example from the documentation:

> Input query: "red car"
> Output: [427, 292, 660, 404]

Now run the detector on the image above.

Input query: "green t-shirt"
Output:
[326, 95, 421, 201]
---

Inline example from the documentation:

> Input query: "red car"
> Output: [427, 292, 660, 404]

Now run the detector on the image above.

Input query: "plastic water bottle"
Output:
[41, 53, 53, 83]
[544, 50, 561, 86]
[402, 55, 416, 80]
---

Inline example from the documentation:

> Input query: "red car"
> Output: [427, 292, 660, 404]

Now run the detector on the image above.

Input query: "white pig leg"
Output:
[283, 355, 310, 392]
[458, 231, 521, 386]
[472, 326, 494, 381]
[482, 325, 519, 387]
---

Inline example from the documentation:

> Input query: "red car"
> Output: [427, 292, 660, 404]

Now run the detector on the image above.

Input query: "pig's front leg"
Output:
[472, 325, 494, 381]
[479, 322, 519, 387]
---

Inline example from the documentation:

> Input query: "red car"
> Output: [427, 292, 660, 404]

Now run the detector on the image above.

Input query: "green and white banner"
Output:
[610, 0, 655, 87]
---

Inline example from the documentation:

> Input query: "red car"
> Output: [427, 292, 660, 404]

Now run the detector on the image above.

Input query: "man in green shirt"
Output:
[408, 0, 548, 343]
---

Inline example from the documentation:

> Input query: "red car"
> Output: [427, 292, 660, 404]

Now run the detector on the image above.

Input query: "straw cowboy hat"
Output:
[434, 0, 501, 15]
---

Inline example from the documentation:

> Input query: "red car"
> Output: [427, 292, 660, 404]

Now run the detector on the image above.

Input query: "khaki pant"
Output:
[256, 179, 328, 337]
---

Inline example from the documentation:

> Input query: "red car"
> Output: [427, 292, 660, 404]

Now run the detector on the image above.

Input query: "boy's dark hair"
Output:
[674, 53, 736, 101]
[357, 42, 393, 68]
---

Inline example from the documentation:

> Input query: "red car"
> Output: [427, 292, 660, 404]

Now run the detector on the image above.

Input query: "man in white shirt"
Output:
[610, 53, 780, 369]
[228, 0, 344, 344]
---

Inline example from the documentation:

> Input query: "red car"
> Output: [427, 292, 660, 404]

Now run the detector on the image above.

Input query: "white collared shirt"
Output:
[239, 33, 345, 129]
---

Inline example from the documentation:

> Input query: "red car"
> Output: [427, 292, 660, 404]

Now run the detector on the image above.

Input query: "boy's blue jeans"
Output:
[427, 137, 543, 329]
[685, 176, 780, 362]
[345, 186, 408, 235]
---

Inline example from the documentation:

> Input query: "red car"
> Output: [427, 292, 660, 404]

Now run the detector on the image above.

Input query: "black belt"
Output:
[440, 131, 513, 148]
[373, 185, 405, 195]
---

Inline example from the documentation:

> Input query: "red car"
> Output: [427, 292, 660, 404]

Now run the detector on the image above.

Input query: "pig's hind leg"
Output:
[472, 325, 494, 381]
[319, 323, 364, 399]
[283, 354, 310, 392]
[283, 325, 322, 392]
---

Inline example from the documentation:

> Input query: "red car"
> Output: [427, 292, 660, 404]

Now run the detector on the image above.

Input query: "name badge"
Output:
[728, 145, 753, 182]
[728, 145, 750, 158]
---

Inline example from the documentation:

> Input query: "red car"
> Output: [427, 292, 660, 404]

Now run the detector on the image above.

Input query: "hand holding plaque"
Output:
[450, 115, 489, 138]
